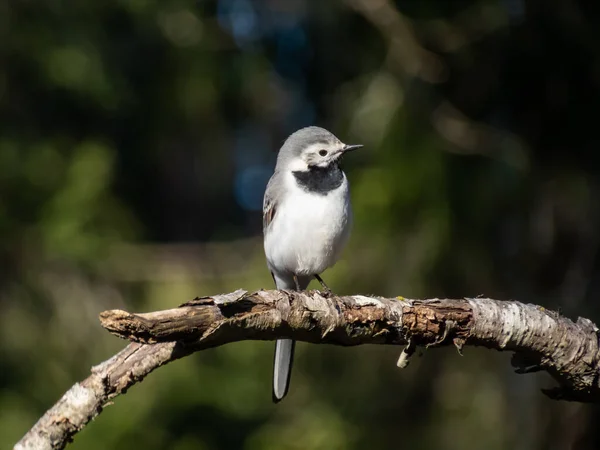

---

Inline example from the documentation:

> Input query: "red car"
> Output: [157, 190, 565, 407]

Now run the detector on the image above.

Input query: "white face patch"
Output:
[300, 141, 345, 169]
[287, 156, 310, 172]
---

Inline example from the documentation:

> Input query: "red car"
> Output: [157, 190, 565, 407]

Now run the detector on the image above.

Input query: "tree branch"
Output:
[15, 289, 600, 450]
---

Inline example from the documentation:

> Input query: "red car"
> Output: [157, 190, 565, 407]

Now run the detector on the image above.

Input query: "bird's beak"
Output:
[342, 144, 363, 153]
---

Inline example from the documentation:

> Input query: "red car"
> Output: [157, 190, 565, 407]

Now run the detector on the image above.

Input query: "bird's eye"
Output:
[319, 150, 328, 156]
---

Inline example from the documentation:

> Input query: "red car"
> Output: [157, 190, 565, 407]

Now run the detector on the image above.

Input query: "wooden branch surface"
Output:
[15, 289, 600, 450]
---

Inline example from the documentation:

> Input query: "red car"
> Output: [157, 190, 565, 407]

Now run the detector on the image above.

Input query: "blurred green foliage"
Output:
[3, 0, 600, 449]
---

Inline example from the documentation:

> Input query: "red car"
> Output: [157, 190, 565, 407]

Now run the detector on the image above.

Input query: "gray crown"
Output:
[275, 126, 339, 169]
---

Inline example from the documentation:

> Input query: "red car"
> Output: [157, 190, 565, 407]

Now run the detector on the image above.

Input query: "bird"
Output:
[263, 126, 362, 402]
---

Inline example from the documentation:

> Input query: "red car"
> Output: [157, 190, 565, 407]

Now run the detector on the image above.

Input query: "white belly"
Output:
[264, 174, 352, 276]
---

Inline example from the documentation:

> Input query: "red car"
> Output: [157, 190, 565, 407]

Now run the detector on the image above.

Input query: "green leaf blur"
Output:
[3, 1, 600, 449]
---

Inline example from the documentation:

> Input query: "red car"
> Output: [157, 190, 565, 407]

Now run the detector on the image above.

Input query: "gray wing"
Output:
[263, 172, 283, 234]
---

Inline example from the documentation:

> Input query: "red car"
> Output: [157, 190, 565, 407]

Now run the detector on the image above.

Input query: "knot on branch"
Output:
[401, 299, 471, 347]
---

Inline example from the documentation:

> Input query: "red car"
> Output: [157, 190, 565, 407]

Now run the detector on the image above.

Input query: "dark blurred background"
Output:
[3, 0, 600, 448]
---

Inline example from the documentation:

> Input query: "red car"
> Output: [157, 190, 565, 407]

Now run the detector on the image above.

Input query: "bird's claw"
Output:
[321, 287, 334, 297]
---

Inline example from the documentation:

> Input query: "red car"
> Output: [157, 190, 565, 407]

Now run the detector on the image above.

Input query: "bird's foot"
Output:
[292, 275, 302, 291]
[314, 274, 334, 297]
[320, 287, 334, 297]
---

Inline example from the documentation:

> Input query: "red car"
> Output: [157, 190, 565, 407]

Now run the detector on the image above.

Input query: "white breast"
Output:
[265, 171, 352, 276]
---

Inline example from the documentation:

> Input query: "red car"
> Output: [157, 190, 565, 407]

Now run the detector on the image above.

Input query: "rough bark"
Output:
[15, 289, 600, 450]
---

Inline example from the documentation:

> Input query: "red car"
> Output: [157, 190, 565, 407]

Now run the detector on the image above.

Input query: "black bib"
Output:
[293, 165, 344, 195]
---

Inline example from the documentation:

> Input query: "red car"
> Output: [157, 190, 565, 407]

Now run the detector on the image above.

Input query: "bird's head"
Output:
[277, 126, 362, 172]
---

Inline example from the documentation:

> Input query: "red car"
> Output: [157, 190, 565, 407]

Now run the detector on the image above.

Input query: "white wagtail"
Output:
[263, 126, 362, 402]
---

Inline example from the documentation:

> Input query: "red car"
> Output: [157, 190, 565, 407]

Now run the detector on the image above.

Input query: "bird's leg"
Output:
[314, 274, 333, 296]
[293, 274, 301, 291]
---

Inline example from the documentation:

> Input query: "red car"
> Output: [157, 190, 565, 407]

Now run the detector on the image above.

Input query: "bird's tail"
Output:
[273, 338, 295, 402]
[271, 273, 309, 402]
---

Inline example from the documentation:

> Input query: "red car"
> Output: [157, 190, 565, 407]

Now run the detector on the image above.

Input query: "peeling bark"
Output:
[15, 290, 600, 450]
